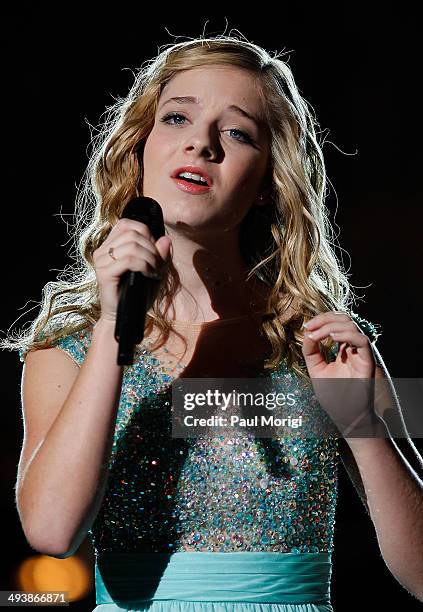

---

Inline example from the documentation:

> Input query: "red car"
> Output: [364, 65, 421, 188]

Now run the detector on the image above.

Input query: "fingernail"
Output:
[303, 322, 309, 329]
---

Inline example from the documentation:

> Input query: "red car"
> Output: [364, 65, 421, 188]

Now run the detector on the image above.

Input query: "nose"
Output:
[184, 124, 220, 161]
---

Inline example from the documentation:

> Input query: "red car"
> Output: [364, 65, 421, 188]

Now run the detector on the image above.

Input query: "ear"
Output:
[253, 163, 273, 206]
[253, 186, 273, 207]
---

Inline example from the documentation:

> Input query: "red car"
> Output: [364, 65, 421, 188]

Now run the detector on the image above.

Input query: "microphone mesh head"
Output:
[121, 197, 165, 240]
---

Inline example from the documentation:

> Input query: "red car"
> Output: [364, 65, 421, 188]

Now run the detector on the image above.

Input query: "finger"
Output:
[302, 323, 354, 362]
[98, 242, 161, 272]
[97, 253, 162, 279]
[106, 218, 156, 245]
[303, 312, 351, 330]
[155, 236, 172, 264]
[327, 331, 370, 350]
[303, 321, 356, 342]
[304, 328, 369, 352]
[301, 333, 328, 371]
[100, 230, 158, 258]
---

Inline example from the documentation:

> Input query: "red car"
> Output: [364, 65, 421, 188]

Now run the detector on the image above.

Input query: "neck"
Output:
[162, 225, 269, 322]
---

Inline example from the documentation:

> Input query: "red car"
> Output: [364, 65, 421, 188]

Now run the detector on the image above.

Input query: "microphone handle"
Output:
[114, 197, 165, 366]
[115, 271, 154, 366]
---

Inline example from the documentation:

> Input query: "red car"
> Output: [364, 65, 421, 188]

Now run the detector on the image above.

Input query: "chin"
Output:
[163, 206, 213, 226]
[166, 217, 212, 233]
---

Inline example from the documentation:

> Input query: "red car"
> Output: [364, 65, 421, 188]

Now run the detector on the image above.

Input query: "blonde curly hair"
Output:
[1, 34, 371, 380]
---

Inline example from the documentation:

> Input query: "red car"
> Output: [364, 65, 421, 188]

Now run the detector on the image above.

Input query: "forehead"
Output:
[160, 65, 265, 114]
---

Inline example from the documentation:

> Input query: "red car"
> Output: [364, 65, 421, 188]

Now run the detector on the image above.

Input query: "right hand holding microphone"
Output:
[93, 218, 172, 324]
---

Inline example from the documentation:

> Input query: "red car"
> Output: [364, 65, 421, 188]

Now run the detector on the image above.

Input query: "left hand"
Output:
[301, 312, 377, 434]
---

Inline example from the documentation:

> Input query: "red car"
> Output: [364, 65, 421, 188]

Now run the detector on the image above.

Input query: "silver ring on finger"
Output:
[108, 246, 117, 261]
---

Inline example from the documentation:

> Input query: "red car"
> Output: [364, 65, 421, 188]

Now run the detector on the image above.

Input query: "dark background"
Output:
[2, 7, 422, 611]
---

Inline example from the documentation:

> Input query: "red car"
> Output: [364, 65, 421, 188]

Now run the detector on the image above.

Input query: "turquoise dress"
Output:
[18, 313, 380, 612]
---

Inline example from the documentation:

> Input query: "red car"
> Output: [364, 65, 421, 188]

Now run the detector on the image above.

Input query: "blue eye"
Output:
[160, 112, 252, 144]
[227, 128, 252, 143]
[160, 112, 186, 126]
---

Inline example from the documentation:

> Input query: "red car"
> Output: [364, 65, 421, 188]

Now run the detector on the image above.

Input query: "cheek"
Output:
[227, 161, 264, 198]
[143, 132, 171, 175]
[143, 131, 159, 160]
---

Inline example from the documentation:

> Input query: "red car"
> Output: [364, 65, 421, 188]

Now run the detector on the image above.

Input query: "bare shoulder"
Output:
[23, 343, 80, 378]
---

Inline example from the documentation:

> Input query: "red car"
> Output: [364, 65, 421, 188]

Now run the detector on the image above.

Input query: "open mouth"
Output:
[172, 168, 212, 187]
[178, 176, 207, 186]
[172, 177, 211, 194]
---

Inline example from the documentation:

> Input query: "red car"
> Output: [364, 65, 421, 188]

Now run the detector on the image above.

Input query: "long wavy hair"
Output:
[1, 35, 362, 380]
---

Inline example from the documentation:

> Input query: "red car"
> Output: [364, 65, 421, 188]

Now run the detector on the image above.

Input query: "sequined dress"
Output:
[18, 312, 380, 612]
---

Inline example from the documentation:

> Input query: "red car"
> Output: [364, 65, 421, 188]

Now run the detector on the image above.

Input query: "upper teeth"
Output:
[177, 171, 208, 184]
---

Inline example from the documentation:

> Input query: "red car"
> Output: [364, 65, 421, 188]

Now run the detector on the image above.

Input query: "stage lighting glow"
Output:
[16, 554, 92, 602]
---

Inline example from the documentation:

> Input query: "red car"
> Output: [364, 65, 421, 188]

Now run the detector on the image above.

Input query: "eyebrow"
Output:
[158, 96, 263, 127]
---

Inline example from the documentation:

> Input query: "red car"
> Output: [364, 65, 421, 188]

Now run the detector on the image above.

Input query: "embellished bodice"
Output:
[26, 319, 343, 558]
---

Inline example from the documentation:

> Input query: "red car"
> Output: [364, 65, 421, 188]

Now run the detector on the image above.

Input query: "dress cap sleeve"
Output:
[349, 310, 381, 343]
[19, 327, 92, 368]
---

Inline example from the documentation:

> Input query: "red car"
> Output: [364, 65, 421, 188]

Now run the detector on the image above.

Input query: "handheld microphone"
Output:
[114, 197, 165, 365]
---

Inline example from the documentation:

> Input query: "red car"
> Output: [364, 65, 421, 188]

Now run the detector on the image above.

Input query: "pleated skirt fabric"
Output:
[92, 551, 334, 611]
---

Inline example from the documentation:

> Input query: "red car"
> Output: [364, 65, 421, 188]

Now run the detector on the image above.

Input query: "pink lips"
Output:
[172, 166, 213, 185]
[171, 178, 211, 194]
